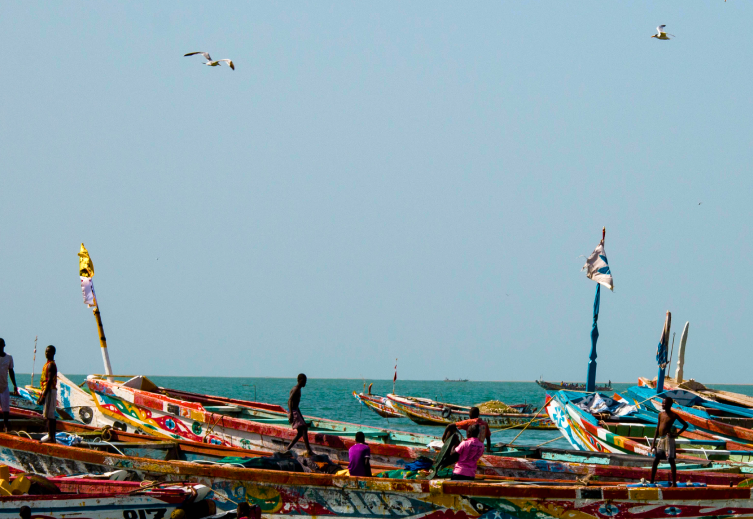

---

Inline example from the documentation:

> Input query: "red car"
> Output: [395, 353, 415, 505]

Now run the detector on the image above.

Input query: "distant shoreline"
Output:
[15, 374, 753, 387]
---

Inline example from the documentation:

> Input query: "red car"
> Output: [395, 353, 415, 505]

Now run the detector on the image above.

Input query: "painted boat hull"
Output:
[353, 392, 404, 419]
[387, 394, 555, 429]
[0, 478, 211, 519]
[3, 417, 748, 492]
[1, 433, 753, 517]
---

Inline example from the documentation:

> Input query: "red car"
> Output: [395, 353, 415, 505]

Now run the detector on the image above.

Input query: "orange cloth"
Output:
[40, 360, 57, 394]
[455, 417, 491, 442]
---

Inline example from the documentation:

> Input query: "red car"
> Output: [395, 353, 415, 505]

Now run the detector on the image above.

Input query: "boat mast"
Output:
[79, 244, 114, 381]
[674, 322, 689, 383]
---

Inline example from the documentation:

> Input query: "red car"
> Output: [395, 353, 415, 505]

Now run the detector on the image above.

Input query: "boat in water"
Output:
[352, 391, 404, 419]
[536, 378, 613, 392]
[386, 394, 555, 429]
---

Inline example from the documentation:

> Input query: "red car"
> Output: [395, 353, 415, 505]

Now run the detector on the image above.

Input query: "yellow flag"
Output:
[78, 243, 95, 278]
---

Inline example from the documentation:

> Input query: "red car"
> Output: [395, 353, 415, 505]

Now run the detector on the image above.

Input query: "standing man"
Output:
[451, 424, 485, 481]
[285, 373, 313, 456]
[0, 339, 19, 432]
[348, 431, 372, 477]
[36, 345, 58, 443]
[650, 397, 689, 487]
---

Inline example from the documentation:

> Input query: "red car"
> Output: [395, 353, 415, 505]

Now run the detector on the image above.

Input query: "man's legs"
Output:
[1, 388, 9, 432]
[286, 425, 312, 455]
[669, 458, 677, 487]
[649, 456, 661, 484]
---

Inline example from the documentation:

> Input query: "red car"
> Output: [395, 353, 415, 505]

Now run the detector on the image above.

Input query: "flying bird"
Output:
[651, 25, 674, 40]
[184, 52, 235, 70]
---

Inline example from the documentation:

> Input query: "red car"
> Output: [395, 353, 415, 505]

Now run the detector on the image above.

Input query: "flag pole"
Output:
[30, 336, 38, 387]
[586, 283, 600, 392]
[585, 227, 605, 393]
[92, 295, 114, 381]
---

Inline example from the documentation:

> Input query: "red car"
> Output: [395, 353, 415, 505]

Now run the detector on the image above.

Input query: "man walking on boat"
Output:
[650, 397, 688, 487]
[285, 373, 313, 456]
[36, 345, 58, 443]
[0, 339, 19, 432]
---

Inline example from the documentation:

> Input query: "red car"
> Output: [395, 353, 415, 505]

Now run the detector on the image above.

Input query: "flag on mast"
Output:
[582, 228, 614, 291]
[393, 359, 397, 383]
[79, 243, 96, 308]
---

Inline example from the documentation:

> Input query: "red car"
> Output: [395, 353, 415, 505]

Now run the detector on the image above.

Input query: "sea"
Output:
[14, 375, 753, 450]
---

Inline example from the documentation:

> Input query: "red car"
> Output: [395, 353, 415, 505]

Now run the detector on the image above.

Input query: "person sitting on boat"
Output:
[442, 407, 492, 451]
[285, 373, 314, 456]
[237, 502, 262, 519]
[36, 345, 57, 443]
[348, 431, 372, 477]
[0, 338, 19, 432]
[451, 424, 484, 481]
[649, 397, 688, 487]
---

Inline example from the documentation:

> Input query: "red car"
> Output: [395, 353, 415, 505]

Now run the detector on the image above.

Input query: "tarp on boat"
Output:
[574, 393, 636, 418]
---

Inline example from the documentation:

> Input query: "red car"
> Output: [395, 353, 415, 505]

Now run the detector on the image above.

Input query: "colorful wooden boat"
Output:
[545, 390, 753, 466]
[86, 375, 438, 452]
[386, 394, 555, 429]
[0, 477, 214, 519]
[3, 415, 750, 494]
[2, 421, 753, 516]
[22, 372, 106, 425]
[536, 378, 613, 392]
[628, 385, 753, 445]
[352, 391, 404, 419]
[640, 376, 753, 409]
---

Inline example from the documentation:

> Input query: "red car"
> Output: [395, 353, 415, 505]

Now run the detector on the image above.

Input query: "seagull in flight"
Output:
[184, 52, 235, 70]
[651, 25, 674, 40]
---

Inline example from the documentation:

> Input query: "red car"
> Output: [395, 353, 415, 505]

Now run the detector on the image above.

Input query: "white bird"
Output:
[651, 25, 675, 40]
[184, 52, 235, 70]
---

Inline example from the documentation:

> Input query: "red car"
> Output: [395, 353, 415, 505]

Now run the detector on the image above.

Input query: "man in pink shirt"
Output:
[451, 424, 484, 481]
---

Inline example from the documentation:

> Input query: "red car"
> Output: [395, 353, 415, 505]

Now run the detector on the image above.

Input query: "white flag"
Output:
[81, 276, 97, 308]
[582, 242, 614, 291]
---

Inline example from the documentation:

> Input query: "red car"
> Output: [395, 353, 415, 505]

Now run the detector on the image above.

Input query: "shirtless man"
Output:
[285, 374, 313, 456]
[650, 397, 688, 486]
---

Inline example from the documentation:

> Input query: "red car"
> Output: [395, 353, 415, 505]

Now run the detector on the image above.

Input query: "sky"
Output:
[2, 2, 752, 383]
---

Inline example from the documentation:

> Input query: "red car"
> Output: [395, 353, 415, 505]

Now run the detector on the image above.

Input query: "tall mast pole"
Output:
[92, 295, 113, 380]
[585, 227, 605, 393]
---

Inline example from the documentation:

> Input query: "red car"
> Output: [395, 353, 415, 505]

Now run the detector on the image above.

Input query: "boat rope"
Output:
[506, 404, 548, 446]
[531, 437, 561, 448]
[490, 415, 551, 435]
[91, 437, 126, 456]
[13, 430, 34, 440]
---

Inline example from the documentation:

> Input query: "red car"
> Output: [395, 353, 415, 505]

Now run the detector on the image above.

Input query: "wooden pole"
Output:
[92, 295, 114, 381]
[30, 336, 38, 387]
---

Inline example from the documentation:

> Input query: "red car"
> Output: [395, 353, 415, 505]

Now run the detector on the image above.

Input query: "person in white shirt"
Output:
[0, 339, 19, 432]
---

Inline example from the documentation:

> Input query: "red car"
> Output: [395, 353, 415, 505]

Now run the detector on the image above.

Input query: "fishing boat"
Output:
[545, 390, 753, 466]
[536, 378, 613, 392]
[3, 414, 749, 494]
[86, 374, 439, 450]
[628, 385, 753, 445]
[444, 378, 469, 382]
[352, 391, 404, 419]
[640, 376, 753, 409]
[0, 476, 214, 519]
[386, 394, 554, 429]
[2, 420, 753, 516]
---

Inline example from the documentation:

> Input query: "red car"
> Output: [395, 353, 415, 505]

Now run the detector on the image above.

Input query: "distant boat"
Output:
[352, 391, 405, 419]
[386, 394, 555, 429]
[444, 378, 469, 382]
[536, 378, 612, 392]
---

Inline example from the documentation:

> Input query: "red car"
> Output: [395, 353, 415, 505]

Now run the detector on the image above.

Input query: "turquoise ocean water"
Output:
[14, 374, 753, 450]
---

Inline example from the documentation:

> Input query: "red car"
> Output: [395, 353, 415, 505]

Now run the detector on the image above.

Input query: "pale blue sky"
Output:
[2, 2, 752, 382]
